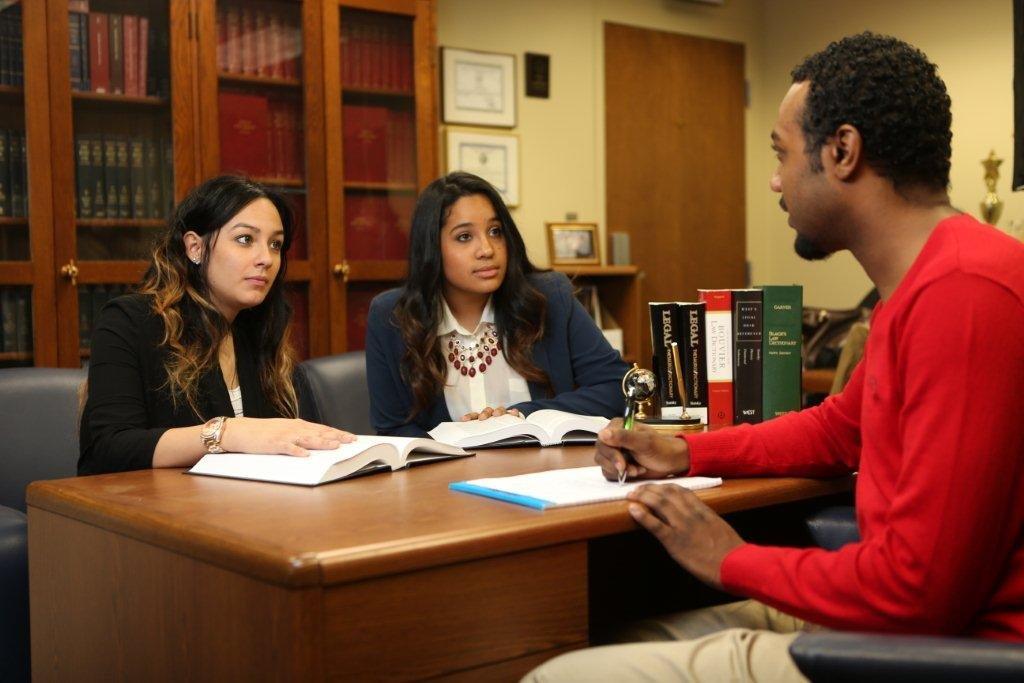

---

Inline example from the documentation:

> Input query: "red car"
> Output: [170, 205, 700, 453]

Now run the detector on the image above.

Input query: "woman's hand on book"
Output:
[220, 418, 356, 457]
[595, 419, 690, 481]
[460, 406, 521, 421]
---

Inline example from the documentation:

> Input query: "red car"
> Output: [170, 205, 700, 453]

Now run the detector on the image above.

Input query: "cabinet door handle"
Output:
[332, 261, 350, 283]
[60, 259, 79, 287]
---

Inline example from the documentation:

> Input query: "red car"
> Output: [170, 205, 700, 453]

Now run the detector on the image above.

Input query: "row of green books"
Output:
[649, 285, 803, 427]
[74, 134, 174, 221]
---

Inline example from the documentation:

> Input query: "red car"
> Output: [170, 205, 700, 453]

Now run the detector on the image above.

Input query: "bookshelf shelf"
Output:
[0, 84, 24, 99]
[343, 181, 417, 193]
[0, 217, 29, 227]
[0, 351, 32, 362]
[553, 264, 639, 277]
[71, 91, 170, 108]
[218, 72, 302, 90]
[251, 176, 305, 188]
[76, 218, 166, 228]
[342, 86, 414, 100]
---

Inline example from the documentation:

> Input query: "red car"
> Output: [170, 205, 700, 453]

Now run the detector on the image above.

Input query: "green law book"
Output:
[760, 285, 802, 420]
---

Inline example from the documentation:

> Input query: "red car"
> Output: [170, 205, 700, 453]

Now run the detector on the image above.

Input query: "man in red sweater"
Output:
[527, 32, 1024, 682]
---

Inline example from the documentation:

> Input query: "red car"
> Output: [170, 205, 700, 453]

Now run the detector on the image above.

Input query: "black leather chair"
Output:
[0, 366, 87, 683]
[298, 351, 372, 435]
[790, 506, 1024, 681]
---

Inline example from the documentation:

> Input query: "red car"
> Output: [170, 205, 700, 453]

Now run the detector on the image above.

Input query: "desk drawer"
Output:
[322, 542, 588, 680]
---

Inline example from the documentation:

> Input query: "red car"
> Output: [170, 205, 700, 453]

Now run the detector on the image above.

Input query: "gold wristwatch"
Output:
[200, 416, 228, 454]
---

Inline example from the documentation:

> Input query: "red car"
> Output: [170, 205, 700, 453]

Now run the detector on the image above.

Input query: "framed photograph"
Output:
[446, 129, 520, 206]
[442, 47, 516, 127]
[547, 222, 601, 266]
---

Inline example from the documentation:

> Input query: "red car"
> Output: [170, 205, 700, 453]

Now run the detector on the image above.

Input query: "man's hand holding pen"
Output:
[596, 420, 743, 589]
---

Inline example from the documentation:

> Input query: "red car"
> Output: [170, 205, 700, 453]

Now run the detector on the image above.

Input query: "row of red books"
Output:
[340, 13, 414, 93]
[219, 91, 304, 181]
[344, 194, 414, 261]
[345, 286, 387, 353]
[217, 3, 301, 80]
[69, 5, 154, 97]
[342, 105, 416, 184]
[285, 285, 309, 361]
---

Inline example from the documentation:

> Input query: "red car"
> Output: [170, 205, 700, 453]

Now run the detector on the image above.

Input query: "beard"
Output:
[793, 233, 833, 261]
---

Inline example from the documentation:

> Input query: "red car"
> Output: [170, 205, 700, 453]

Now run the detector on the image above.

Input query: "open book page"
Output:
[450, 466, 723, 509]
[525, 410, 609, 442]
[189, 436, 470, 486]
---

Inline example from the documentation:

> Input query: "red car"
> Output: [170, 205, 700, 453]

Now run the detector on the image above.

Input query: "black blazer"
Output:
[78, 294, 286, 475]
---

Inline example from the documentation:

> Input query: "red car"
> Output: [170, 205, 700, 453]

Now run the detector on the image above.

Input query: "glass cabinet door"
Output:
[53, 0, 192, 366]
[209, 0, 317, 359]
[326, 0, 437, 353]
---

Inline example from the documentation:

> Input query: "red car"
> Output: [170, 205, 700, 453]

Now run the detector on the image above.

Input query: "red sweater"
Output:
[685, 214, 1024, 640]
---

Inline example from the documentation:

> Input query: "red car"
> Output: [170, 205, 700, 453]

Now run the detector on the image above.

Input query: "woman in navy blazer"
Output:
[366, 172, 627, 437]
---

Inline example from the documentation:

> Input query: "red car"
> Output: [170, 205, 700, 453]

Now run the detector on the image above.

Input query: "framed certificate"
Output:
[446, 130, 520, 206]
[442, 47, 516, 127]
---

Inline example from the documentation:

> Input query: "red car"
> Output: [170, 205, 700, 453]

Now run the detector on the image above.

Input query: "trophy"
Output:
[981, 150, 1004, 226]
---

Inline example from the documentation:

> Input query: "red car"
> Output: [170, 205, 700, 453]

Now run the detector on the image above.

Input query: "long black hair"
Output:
[393, 172, 549, 414]
[139, 174, 298, 418]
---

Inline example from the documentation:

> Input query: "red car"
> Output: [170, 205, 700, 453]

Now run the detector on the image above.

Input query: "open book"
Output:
[450, 466, 723, 510]
[428, 409, 610, 448]
[188, 436, 471, 486]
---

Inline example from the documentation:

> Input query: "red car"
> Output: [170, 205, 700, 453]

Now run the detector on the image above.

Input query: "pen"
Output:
[619, 386, 637, 485]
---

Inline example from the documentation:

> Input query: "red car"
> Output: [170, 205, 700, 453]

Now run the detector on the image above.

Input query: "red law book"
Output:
[241, 6, 256, 75]
[216, 7, 226, 72]
[286, 287, 310, 361]
[286, 192, 306, 259]
[344, 194, 386, 260]
[255, 7, 270, 77]
[342, 105, 388, 182]
[268, 98, 285, 179]
[225, 5, 240, 73]
[401, 28, 413, 92]
[218, 91, 270, 177]
[346, 286, 383, 352]
[89, 13, 110, 93]
[108, 14, 124, 94]
[340, 20, 351, 86]
[138, 16, 149, 96]
[289, 17, 302, 79]
[698, 289, 735, 427]
[123, 15, 138, 96]
[268, 10, 283, 79]
[384, 194, 415, 259]
[289, 101, 304, 180]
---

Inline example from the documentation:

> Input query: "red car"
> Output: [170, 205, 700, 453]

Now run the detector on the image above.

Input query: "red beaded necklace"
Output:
[447, 322, 501, 378]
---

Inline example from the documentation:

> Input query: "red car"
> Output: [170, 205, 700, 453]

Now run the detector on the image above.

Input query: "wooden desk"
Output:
[28, 447, 851, 681]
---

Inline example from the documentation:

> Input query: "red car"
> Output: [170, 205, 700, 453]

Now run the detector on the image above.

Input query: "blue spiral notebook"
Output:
[450, 466, 722, 510]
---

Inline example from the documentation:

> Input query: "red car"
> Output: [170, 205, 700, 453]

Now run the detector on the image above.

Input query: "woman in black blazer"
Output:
[79, 175, 353, 475]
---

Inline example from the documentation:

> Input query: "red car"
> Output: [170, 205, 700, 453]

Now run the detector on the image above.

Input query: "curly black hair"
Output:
[791, 32, 952, 192]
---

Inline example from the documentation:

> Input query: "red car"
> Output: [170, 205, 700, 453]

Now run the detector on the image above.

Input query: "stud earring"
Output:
[191, 256, 201, 265]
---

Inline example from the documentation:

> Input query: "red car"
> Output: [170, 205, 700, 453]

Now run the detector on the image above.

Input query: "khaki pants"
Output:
[523, 600, 818, 683]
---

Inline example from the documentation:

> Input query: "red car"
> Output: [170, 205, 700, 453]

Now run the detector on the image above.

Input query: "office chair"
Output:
[298, 351, 372, 435]
[0, 366, 87, 683]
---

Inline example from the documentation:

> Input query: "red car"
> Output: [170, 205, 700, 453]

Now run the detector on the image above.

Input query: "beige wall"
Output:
[438, 0, 1020, 307]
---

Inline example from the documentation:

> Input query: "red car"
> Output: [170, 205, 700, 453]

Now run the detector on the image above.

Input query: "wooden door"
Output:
[322, 0, 438, 354]
[49, 0, 198, 367]
[605, 22, 746, 367]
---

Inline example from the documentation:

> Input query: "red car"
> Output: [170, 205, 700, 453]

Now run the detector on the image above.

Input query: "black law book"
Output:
[0, 287, 14, 352]
[89, 136, 106, 218]
[649, 301, 684, 416]
[160, 137, 174, 217]
[103, 136, 118, 217]
[0, 129, 10, 218]
[114, 136, 130, 218]
[129, 137, 145, 218]
[732, 289, 763, 425]
[14, 286, 29, 353]
[143, 137, 161, 219]
[9, 130, 24, 218]
[75, 135, 93, 218]
[677, 302, 709, 424]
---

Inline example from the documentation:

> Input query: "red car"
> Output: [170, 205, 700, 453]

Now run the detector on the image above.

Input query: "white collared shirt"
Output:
[438, 296, 531, 420]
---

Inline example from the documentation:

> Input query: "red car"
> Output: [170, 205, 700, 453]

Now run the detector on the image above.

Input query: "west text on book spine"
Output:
[732, 289, 763, 424]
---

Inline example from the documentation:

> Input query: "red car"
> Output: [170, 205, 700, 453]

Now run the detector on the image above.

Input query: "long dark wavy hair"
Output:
[393, 172, 550, 415]
[138, 174, 298, 418]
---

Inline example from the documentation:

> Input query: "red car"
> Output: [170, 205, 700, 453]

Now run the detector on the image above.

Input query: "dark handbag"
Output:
[802, 289, 878, 370]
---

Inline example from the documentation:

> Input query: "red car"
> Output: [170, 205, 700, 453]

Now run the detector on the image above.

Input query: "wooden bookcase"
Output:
[552, 264, 642, 366]
[0, 0, 437, 369]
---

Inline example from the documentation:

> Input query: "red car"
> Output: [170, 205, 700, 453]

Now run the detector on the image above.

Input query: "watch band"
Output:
[201, 416, 228, 454]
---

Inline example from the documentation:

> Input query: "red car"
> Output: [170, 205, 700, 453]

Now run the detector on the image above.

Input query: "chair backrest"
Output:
[0, 367, 87, 512]
[298, 351, 372, 435]
[829, 321, 869, 395]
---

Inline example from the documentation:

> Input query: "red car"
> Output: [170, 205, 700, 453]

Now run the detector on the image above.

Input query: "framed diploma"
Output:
[442, 47, 516, 127]
[446, 130, 520, 206]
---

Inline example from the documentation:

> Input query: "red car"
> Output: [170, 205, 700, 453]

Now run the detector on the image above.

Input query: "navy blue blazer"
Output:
[366, 271, 628, 437]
